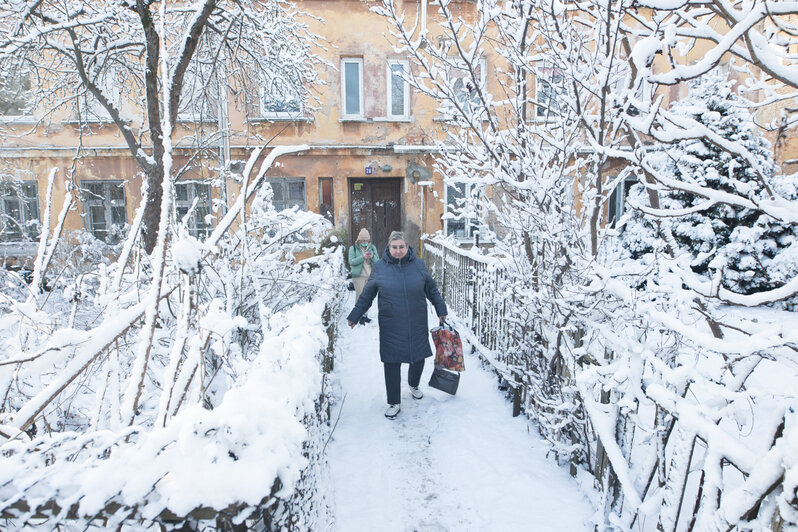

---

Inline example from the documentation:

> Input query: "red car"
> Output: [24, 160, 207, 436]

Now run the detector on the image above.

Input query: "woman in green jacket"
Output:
[349, 228, 380, 324]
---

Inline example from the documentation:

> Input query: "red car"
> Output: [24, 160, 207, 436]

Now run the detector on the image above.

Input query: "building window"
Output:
[175, 181, 213, 239]
[0, 181, 39, 242]
[444, 182, 479, 239]
[442, 58, 486, 118]
[535, 67, 566, 119]
[0, 68, 33, 120]
[77, 92, 111, 123]
[627, 78, 654, 117]
[341, 58, 364, 119]
[387, 60, 409, 119]
[608, 177, 637, 226]
[178, 62, 219, 122]
[319, 177, 333, 222]
[261, 77, 302, 118]
[267, 177, 306, 211]
[82, 180, 127, 243]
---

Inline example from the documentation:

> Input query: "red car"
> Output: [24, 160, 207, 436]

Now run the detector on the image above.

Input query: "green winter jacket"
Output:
[348, 243, 380, 277]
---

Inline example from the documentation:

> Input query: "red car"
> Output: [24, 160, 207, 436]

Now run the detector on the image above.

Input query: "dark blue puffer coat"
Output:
[346, 245, 447, 364]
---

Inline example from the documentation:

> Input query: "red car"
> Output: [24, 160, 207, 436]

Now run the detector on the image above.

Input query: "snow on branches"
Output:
[0, 145, 345, 527]
[0, 0, 324, 252]
[379, 0, 798, 529]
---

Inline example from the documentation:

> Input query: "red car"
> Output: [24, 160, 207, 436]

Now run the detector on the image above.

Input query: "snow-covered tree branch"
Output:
[0, 0, 323, 253]
[380, 0, 798, 529]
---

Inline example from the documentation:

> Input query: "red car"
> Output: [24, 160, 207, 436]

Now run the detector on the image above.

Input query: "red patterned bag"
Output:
[430, 322, 465, 372]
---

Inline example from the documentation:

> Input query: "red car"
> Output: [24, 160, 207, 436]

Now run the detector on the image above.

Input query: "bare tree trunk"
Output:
[139, 0, 217, 253]
[137, 0, 165, 255]
[141, 168, 165, 256]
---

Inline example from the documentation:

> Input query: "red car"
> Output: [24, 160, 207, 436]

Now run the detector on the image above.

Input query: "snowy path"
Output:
[326, 299, 595, 531]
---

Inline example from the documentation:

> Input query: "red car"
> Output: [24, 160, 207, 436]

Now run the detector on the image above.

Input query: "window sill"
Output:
[0, 242, 39, 257]
[247, 116, 313, 123]
[338, 116, 413, 123]
[62, 118, 120, 125]
[434, 115, 491, 124]
[0, 116, 37, 125]
[372, 116, 413, 123]
[176, 117, 219, 124]
[526, 116, 561, 124]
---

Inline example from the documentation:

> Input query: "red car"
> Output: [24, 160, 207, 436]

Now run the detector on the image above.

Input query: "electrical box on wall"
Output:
[406, 162, 431, 183]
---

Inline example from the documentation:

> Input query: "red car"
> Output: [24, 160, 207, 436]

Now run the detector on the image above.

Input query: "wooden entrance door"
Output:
[349, 178, 401, 254]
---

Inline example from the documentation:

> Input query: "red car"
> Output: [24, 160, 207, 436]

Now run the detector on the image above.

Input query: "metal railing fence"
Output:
[422, 237, 588, 470]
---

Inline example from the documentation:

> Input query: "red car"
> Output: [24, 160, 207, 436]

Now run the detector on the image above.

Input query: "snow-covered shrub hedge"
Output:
[0, 149, 347, 529]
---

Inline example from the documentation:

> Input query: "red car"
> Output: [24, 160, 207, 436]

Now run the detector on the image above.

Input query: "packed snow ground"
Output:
[327, 297, 595, 531]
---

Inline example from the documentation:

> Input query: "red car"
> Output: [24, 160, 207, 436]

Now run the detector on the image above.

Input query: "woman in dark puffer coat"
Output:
[347, 231, 447, 419]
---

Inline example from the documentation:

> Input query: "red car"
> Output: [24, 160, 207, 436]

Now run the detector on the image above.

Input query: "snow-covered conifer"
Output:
[622, 71, 798, 296]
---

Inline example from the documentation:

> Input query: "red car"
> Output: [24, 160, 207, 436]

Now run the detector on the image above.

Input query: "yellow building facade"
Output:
[0, 0, 491, 266]
[2, 1, 792, 267]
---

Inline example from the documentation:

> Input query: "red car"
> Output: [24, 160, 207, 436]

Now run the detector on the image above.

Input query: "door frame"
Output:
[348, 177, 403, 251]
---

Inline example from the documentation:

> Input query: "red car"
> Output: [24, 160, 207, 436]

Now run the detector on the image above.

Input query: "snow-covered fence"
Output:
[422, 237, 586, 464]
[423, 239, 523, 410]
[0, 249, 346, 530]
[424, 236, 798, 531]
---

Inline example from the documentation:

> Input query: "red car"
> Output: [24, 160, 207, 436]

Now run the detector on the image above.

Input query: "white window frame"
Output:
[444, 181, 487, 241]
[177, 62, 220, 123]
[81, 180, 127, 243]
[608, 176, 638, 226]
[626, 77, 655, 117]
[386, 60, 410, 119]
[75, 68, 123, 124]
[439, 58, 487, 120]
[341, 58, 364, 119]
[458, 58, 486, 110]
[260, 76, 303, 119]
[79, 91, 115, 123]
[0, 180, 39, 243]
[175, 181, 213, 239]
[0, 68, 35, 123]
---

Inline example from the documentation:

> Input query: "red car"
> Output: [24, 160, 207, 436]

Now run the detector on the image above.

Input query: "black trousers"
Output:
[383, 359, 425, 405]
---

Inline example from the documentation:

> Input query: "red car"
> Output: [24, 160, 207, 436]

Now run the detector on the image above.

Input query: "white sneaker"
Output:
[384, 404, 401, 419]
[410, 386, 423, 400]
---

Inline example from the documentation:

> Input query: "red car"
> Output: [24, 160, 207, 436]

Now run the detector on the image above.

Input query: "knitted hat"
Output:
[357, 228, 370, 241]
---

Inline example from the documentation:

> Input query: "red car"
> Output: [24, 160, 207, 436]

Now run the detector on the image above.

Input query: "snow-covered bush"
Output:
[0, 147, 346, 528]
